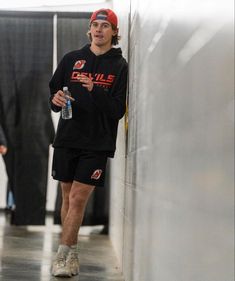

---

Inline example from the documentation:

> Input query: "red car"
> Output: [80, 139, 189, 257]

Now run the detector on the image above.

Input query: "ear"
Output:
[112, 27, 119, 36]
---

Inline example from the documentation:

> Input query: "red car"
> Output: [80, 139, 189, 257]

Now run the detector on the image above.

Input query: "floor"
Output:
[0, 212, 125, 281]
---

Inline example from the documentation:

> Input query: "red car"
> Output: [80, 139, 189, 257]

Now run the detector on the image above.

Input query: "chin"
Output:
[94, 41, 105, 47]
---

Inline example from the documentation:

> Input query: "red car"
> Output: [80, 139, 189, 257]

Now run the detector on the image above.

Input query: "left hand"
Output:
[0, 145, 7, 155]
[78, 75, 94, 92]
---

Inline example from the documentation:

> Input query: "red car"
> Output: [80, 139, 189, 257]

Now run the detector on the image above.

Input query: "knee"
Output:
[68, 182, 94, 210]
[69, 191, 87, 209]
[61, 182, 72, 204]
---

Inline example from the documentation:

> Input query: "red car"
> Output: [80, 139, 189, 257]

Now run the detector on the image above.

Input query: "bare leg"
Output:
[61, 180, 95, 246]
[52, 181, 94, 277]
[60, 182, 72, 226]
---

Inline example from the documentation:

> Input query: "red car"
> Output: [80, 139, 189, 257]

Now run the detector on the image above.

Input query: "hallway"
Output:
[0, 0, 234, 281]
[0, 212, 124, 281]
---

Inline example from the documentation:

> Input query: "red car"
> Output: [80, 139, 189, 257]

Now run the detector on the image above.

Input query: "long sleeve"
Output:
[49, 56, 66, 112]
[49, 53, 94, 113]
[89, 63, 128, 120]
[0, 124, 7, 146]
[48, 46, 129, 154]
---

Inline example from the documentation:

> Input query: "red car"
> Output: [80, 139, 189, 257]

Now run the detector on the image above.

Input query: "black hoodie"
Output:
[0, 124, 7, 146]
[49, 44, 128, 157]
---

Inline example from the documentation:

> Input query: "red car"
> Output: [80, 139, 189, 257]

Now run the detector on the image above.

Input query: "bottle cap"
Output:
[63, 86, 68, 91]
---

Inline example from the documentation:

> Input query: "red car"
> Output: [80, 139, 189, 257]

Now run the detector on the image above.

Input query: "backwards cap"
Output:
[90, 9, 118, 28]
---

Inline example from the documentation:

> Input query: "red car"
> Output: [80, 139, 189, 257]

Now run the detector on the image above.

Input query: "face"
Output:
[90, 20, 117, 48]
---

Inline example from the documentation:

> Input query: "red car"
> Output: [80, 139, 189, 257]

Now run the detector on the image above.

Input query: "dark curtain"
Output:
[0, 12, 54, 225]
[57, 13, 91, 57]
[53, 12, 110, 228]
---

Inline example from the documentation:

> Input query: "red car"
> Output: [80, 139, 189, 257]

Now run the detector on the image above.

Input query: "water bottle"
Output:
[62, 86, 72, 119]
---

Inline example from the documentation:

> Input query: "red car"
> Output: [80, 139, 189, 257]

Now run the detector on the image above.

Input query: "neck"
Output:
[90, 43, 112, 56]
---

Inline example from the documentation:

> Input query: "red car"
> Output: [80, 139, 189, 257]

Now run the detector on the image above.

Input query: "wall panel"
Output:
[110, 0, 234, 280]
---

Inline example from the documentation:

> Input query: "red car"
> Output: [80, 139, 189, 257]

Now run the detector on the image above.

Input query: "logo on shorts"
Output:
[91, 169, 102, 180]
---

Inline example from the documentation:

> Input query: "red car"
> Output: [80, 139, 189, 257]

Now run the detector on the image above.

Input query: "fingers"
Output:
[68, 96, 75, 101]
[52, 90, 67, 107]
[51, 76, 92, 108]
[78, 75, 94, 92]
[52, 90, 75, 107]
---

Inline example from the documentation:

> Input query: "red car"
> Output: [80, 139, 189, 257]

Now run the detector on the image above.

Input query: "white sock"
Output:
[57, 244, 70, 255]
[70, 244, 78, 253]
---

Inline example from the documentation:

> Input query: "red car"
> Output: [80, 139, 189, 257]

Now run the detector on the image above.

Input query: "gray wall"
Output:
[109, 0, 130, 270]
[110, 1, 234, 281]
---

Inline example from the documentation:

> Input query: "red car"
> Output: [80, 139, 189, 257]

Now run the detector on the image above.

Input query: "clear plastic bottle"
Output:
[61, 86, 72, 119]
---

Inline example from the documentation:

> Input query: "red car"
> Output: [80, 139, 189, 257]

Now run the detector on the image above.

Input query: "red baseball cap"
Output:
[90, 9, 118, 28]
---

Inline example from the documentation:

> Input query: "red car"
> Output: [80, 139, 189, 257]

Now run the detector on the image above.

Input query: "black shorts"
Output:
[52, 147, 108, 187]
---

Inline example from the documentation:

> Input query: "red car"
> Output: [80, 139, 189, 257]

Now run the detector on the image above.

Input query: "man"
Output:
[0, 124, 7, 155]
[0, 123, 9, 208]
[49, 9, 128, 277]
[0, 123, 14, 212]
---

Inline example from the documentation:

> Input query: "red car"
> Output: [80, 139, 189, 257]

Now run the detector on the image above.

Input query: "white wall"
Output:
[109, 0, 130, 273]
[110, 0, 234, 281]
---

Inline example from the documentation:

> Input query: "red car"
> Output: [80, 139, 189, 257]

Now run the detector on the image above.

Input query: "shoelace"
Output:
[56, 253, 67, 266]
[68, 252, 79, 263]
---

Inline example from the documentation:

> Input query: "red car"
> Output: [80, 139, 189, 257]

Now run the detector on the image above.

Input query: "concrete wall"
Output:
[109, 0, 130, 272]
[110, 0, 234, 281]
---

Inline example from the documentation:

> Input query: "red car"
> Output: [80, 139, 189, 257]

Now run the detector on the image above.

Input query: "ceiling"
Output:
[0, 0, 112, 12]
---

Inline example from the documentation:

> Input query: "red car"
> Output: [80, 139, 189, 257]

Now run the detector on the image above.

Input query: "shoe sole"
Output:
[71, 271, 79, 276]
[52, 269, 72, 277]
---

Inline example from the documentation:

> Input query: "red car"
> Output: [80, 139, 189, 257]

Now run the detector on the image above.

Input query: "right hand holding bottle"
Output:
[52, 90, 75, 107]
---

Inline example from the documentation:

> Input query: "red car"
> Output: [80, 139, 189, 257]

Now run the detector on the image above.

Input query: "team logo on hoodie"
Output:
[91, 169, 103, 180]
[71, 71, 115, 88]
[73, 60, 86, 70]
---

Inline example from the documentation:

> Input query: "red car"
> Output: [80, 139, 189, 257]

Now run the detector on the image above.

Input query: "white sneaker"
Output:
[51, 252, 72, 277]
[67, 251, 79, 276]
